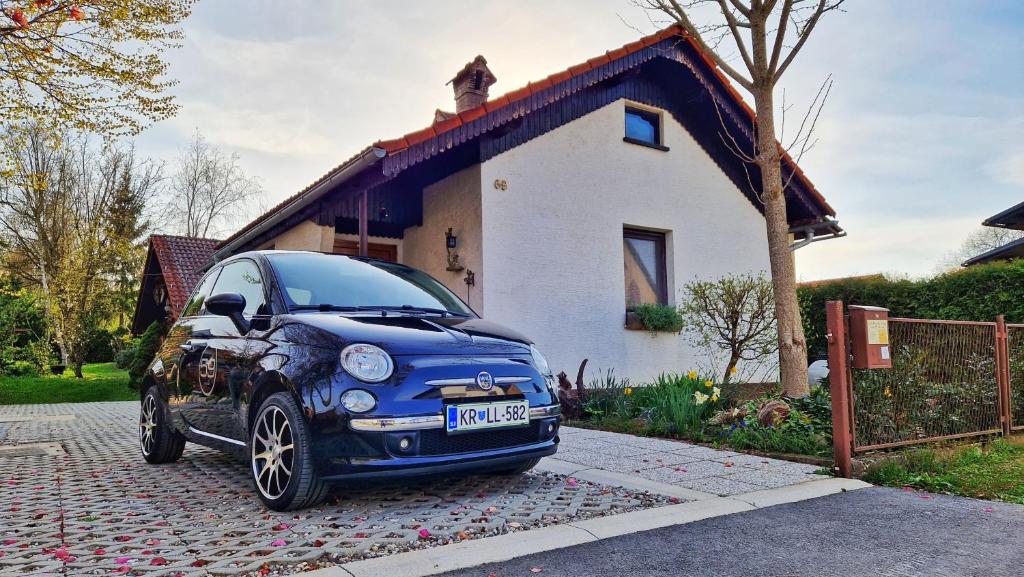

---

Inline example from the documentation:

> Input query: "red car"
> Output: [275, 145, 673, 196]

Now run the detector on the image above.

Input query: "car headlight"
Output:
[530, 344, 552, 377]
[340, 389, 376, 413]
[340, 343, 394, 383]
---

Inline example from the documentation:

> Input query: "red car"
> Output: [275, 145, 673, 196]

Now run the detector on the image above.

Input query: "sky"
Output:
[132, 0, 1024, 281]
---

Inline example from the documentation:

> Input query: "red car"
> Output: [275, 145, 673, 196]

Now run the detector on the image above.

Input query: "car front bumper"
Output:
[310, 405, 561, 480]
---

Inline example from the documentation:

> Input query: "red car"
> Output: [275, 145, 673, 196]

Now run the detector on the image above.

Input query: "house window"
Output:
[623, 228, 668, 307]
[624, 106, 667, 150]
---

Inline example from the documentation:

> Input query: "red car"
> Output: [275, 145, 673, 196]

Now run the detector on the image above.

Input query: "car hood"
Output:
[278, 313, 534, 356]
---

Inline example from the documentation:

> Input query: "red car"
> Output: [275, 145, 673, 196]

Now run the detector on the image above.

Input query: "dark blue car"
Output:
[138, 251, 560, 510]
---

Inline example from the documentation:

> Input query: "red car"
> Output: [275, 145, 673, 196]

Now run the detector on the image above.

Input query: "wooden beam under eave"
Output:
[358, 189, 369, 257]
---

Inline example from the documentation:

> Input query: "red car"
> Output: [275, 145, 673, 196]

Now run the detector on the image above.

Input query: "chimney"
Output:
[449, 55, 496, 114]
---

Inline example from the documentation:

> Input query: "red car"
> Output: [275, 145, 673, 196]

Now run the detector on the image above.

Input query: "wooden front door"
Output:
[333, 239, 398, 262]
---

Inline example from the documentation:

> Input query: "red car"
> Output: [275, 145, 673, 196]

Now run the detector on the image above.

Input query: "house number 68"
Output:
[493, 179, 508, 191]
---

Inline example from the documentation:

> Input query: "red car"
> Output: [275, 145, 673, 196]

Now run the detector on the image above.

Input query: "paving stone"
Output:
[0, 402, 670, 576]
[674, 476, 765, 496]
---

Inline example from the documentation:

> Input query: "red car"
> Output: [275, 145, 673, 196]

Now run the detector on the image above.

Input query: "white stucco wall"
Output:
[403, 166, 484, 312]
[478, 99, 772, 383]
[260, 219, 334, 252]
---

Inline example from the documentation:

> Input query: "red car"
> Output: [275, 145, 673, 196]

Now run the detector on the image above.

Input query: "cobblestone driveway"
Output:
[0, 402, 669, 577]
[556, 427, 825, 496]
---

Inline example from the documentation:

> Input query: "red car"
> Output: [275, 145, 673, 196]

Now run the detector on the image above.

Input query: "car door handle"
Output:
[180, 340, 207, 354]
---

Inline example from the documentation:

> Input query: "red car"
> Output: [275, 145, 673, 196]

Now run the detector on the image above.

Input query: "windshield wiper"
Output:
[289, 304, 470, 317]
[289, 304, 361, 312]
[357, 305, 471, 318]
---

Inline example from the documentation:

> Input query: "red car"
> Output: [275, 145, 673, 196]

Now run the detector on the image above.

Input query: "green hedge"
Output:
[799, 260, 1024, 359]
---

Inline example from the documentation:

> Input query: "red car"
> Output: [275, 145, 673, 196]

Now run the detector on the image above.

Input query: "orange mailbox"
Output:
[848, 305, 892, 369]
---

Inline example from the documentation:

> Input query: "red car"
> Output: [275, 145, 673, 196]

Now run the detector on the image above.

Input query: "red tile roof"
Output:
[220, 24, 833, 253]
[150, 235, 220, 315]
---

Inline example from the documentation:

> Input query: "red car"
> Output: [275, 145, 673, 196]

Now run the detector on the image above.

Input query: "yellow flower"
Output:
[711, 386, 721, 402]
[704, 380, 714, 389]
[693, 391, 709, 405]
[687, 370, 698, 380]
[624, 387, 633, 396]
[729, 365, 738, 375]
[884, 386, 892, 398]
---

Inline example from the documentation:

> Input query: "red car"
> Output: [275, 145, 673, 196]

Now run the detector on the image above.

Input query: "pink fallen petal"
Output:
[530, 567, 544, 573]
[271, 539, 287, 547]
[115, 556, 133, 564]
[150, 557, 169, 566]
[2, 539, 15, 545]
[113, 567, 131, 574]
[919, 495, 932, 499]
[418, 528, 431, 539]
[272, 523, 290, 531]
[984, 507, 995, 513]
[94, 549, 106, 555]
[566, 478, 578, 487]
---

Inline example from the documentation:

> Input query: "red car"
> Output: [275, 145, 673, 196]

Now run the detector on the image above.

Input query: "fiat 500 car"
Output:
[138, 250, 560, 510]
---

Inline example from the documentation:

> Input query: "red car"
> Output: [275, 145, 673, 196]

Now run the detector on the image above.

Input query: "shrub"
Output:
[81, 326, 116, 363]
[715, 385, 833, 456]
[799, 260, 1024, 359]
[128, 321, 163, 390]
[629, 303, 684, 333]
[114, 347, 136, 370]
[3, 360, 40, 377]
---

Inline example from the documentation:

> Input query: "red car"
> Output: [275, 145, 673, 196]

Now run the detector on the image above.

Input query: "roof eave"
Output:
[214, 146, 387, 260]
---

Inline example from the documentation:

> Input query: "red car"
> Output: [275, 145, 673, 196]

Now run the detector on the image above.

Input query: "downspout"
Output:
[789, 219, 846, 251]
[213, 146, 388, 261]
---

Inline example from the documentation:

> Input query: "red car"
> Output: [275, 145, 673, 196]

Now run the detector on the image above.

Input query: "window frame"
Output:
[210, 257, 271, 319]
[180, 268, 221, 319]
[623, 105, 669, 151]
[623, 227, 669, 307]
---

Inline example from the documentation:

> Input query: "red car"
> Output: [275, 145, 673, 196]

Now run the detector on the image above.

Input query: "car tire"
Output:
[139, 387, 186, 464]
[494, 457, 541, 476]
[250, 392, 329, 511]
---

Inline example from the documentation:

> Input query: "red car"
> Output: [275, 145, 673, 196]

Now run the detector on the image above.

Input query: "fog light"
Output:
[341, 389, 376, 413]
[547, 423, 555, 435]
[399, 437, 412, 451]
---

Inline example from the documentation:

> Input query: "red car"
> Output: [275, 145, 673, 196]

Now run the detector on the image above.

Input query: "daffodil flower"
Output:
[624, 387, 633, 396]
[693, 391, 709, 405]
[687, 370, 698, 380]
[704, 380, 714, 388]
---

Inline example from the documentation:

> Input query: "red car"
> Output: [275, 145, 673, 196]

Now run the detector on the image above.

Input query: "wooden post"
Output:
[996, 315, 1012, 436]
[358, 190, 369, 257]
[826, 300, 854, 478]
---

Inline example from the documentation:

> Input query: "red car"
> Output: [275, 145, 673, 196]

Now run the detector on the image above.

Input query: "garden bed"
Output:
[568, 371, 834, 460]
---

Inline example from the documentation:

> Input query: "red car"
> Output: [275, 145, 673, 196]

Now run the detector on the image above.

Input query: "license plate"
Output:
[446, 400, 529, 433]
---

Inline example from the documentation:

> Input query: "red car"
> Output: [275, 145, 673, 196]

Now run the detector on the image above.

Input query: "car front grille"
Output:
[418, 426, 542, 456]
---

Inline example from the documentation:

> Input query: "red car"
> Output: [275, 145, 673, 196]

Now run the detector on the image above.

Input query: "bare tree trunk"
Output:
[753, 90, 809, 397]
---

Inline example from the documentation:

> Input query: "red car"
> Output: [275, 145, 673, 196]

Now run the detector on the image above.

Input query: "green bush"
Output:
[81, 325, 116, 363]
[799, 260, 1024, 359]
[581, 371, 722, 438]
[629, 303, 684, 333]
[3, 360, 40, 377]
[128, 321, 163, 390]
[114, 347, 136, 369]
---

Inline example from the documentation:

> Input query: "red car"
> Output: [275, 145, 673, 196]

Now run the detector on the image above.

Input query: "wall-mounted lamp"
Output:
[445, 227, 464, 272]
[464, 269, 475, 287]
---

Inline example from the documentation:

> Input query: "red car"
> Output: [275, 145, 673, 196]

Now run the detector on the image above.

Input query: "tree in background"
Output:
[680, 273, 777, 394]
[166, 130, 263, 238]
[639, 0, 845, 396]
[0, 0, 194, 136]
[0, 124, 161, 377]
[937, 226, 1024, 272]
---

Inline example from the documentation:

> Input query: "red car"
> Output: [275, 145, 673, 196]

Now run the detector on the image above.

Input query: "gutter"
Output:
[214, 146, 388, 261]
[789, 218, 846, 251]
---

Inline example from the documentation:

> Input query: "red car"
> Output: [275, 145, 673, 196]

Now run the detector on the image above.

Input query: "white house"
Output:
[148, 26, 841, 384]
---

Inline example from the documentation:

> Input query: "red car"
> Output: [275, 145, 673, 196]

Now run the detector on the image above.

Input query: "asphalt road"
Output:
[437, 487, 1024, 577]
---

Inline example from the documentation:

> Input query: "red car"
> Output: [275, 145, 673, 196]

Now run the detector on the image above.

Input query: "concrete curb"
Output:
[304, 476, 872, 577]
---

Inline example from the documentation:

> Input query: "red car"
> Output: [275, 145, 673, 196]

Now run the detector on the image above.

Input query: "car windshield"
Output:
[267, 253, 474, 317]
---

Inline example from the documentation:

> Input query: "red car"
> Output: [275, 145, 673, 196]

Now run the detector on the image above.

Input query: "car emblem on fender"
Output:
[476, 371, 494, 391]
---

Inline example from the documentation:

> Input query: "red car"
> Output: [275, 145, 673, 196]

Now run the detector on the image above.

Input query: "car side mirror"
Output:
[206, 292, 250, 334]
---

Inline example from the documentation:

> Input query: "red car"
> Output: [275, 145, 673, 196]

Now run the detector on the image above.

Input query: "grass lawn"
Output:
[0, 363, 137, 405]
[864, 437, 1024, 505]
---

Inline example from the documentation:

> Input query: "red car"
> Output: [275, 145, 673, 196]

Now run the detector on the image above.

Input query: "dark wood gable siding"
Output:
[377, 39, 824, 225]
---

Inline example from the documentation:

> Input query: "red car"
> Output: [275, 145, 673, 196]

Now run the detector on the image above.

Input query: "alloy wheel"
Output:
[251, 405, 295, 500]
[139, 395, 157, 456]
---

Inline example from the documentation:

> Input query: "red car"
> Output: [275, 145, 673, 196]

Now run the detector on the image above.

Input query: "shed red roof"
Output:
[150, 235, 220, 314]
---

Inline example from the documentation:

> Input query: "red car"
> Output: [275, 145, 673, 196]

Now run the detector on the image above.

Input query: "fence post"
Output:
[826, 300, 854, 478]
[996, 315, 1012, 436]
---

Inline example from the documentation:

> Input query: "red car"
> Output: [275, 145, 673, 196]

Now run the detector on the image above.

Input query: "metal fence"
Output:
[1006, 324, 1024, 432]
[826, 301, 1020, 477]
